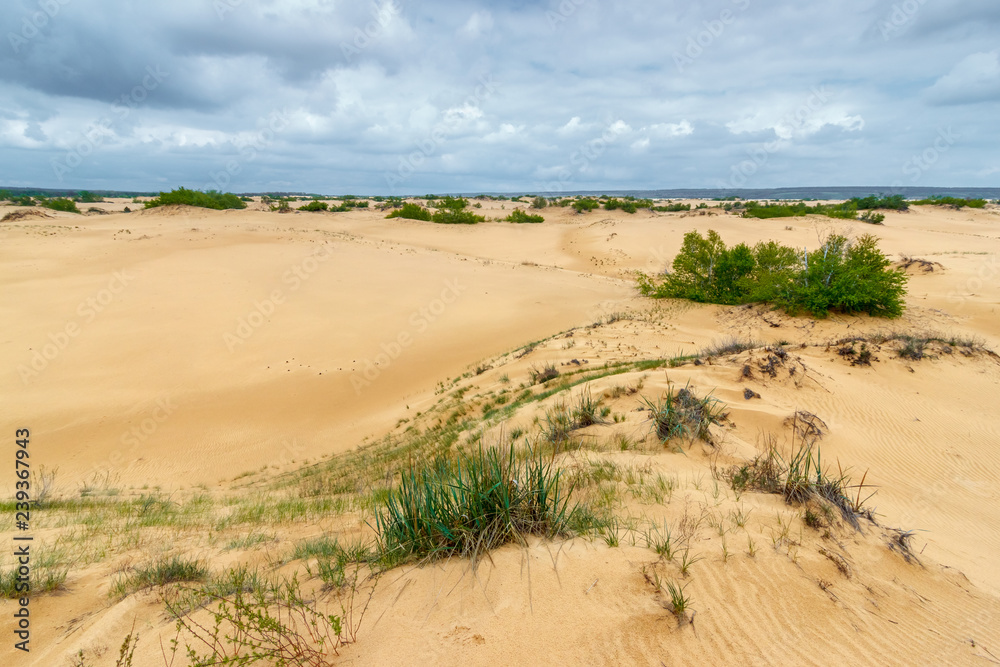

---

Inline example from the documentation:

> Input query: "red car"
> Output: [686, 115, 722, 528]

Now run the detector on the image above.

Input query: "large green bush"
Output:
[637, 230, 907, 318]
[506, 209, 544, 223]
[386, 203, 432, 221]
[572, 198, 600, 213]
[145, 188, 247, 210]
[298, 200, 328, 212]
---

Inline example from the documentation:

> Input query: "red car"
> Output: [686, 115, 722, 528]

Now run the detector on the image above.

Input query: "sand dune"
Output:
[2, 199, 999, 665]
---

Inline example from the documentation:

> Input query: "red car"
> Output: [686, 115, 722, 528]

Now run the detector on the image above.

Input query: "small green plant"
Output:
[111, 556, 208, 599]
[530, 196, 548, 209]
[299, 200, 329, 212]
[528, 363, 559, 385]
[430, 196, 485, 224]
[572, 198, 600, 213]
[642, 383, 727, 445]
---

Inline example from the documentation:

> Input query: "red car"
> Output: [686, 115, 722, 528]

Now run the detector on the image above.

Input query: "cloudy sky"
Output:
[2, 0, 999, 194]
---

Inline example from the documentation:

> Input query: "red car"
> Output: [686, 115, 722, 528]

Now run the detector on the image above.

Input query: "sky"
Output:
[1, 0, 999, 195]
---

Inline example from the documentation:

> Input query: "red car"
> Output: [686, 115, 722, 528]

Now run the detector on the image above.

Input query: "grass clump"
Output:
[912, 196, 986, 209]
[652, 202, 691, 212]
[506, 209, 545, 223]
[642, 383, 727, 445]
[529, 363, 559, 385]
[637, 229, 908, 318]
[299, 200, 329, 212]
[386, 202, 432, 221]
[530, 196, 548, 209]
[111, 555, 208, 599]
[374, 445, 579, 564]
[145, 187, 247, 210]
[40, 198, 81, 214]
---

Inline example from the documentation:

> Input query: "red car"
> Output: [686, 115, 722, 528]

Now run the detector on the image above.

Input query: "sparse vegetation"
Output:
[386, 202, 433, 221]
[40, 197, 81, 214]
[506, 209, 545, 223]
[642, 383, 727, 445]
[572, 198, 600, 213]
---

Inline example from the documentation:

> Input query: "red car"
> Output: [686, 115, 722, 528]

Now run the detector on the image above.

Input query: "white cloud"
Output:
[460, 11, 494, 38]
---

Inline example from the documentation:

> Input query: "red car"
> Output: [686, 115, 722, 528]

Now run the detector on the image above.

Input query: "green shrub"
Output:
[652, 202, 691, 212]
[506, 209, 544, 223]
[76, 191, 104, 203]
[604, 198, 638, 213]
[375, 445, 579, 564]
[41, 198, 81, 214]
[430, 196, 484, 224]
[572, 198, 600, 213]
[531, 196, 548, 209]
[859, 210, 885, 224]
[849, 194, 908, 210]
[386, 203, 432, 221]
[145, 188, 247, 210]
[638, 230, 907, 318]
[298, 200, 329, 212]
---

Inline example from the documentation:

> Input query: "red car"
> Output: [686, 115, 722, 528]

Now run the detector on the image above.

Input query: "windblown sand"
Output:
[2, 200, 999, 665]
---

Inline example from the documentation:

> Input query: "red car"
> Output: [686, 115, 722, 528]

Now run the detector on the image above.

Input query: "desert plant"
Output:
[506, 209, 544, 223]
[374, 445, 579, 564]
[111, 555, 208, 599]
[528, 363, 559, 385]
[386, 202, 432, 221]
[572, 198, 600, 213]
[641, 383, 726, 445]
[41, 198, 81, 214]
[299, 200, 329, 212]
[145, 188, 247, 210]
[530, 196, 548, 209]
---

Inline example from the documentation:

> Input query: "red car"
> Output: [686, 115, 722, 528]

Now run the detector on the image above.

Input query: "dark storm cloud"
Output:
[0, 0, 997, 192]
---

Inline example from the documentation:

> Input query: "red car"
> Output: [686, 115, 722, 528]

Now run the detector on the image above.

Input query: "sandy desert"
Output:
[2, 198, 1000, 666]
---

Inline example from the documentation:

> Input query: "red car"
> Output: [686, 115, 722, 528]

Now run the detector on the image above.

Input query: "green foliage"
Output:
[12, 196, 35, 206]
[530, 196, 548, 209]
[385, 203, 432, 221]
[145, 188, 248, 211]
[298, 200, 329, 212]
[911, 196, 986, 209]
[641, 383, 726, 445]
[638, 230, 907, 318]
[506, 209, 545, 223]
[41, 198, 81, 214]
[430, 196, 485, 224]
[111, 556, 208, 599]
[572, 198, 600, 213]
[76, 191, 104, 203]
[849, 194, 908, 210]
[859, 210, 885, 224]
[652, 202, 691, 212]
[604, 198, 638, 213]
[375, 445, 579, 564]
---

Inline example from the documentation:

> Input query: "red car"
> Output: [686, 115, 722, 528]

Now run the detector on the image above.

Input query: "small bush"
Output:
[386, 203, 432, 221]
[111, 556, 208, 599]
[859, 210, 885, 224]
[145, 187, 247, 210]
[912, 196, 986, 209]
[528, 363, 559, 384]
[506, 209, 544, 223]
[298, 200, 329, 212]
[429, 196, 484, 224]
[41, 198, 81, 214]
[531, 196, 548, 209]
[652, 202, 691, 212]
[604, 198, 638, 213]
[572, 198, 600, 213]
[77, 190, 104, 203]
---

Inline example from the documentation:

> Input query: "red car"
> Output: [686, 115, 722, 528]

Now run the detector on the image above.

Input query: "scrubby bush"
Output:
[638, 229, 907, 318]
[298, 200, 329, 212]
[386, 202, 432, 221]
[531, 196, 548, 209]
[572, 198, 600, 213]
[604, 198, 638, 213]
[76, 191, 104, 203]
[506, 209, 544, 223]
[145, 188, 247, 210]
[431, 196, 485, 224]
[859, 210, 885, 224]
[849, 194, 908, 210]
[652, 202, 691, 212]
[41, 198, 81, 214]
